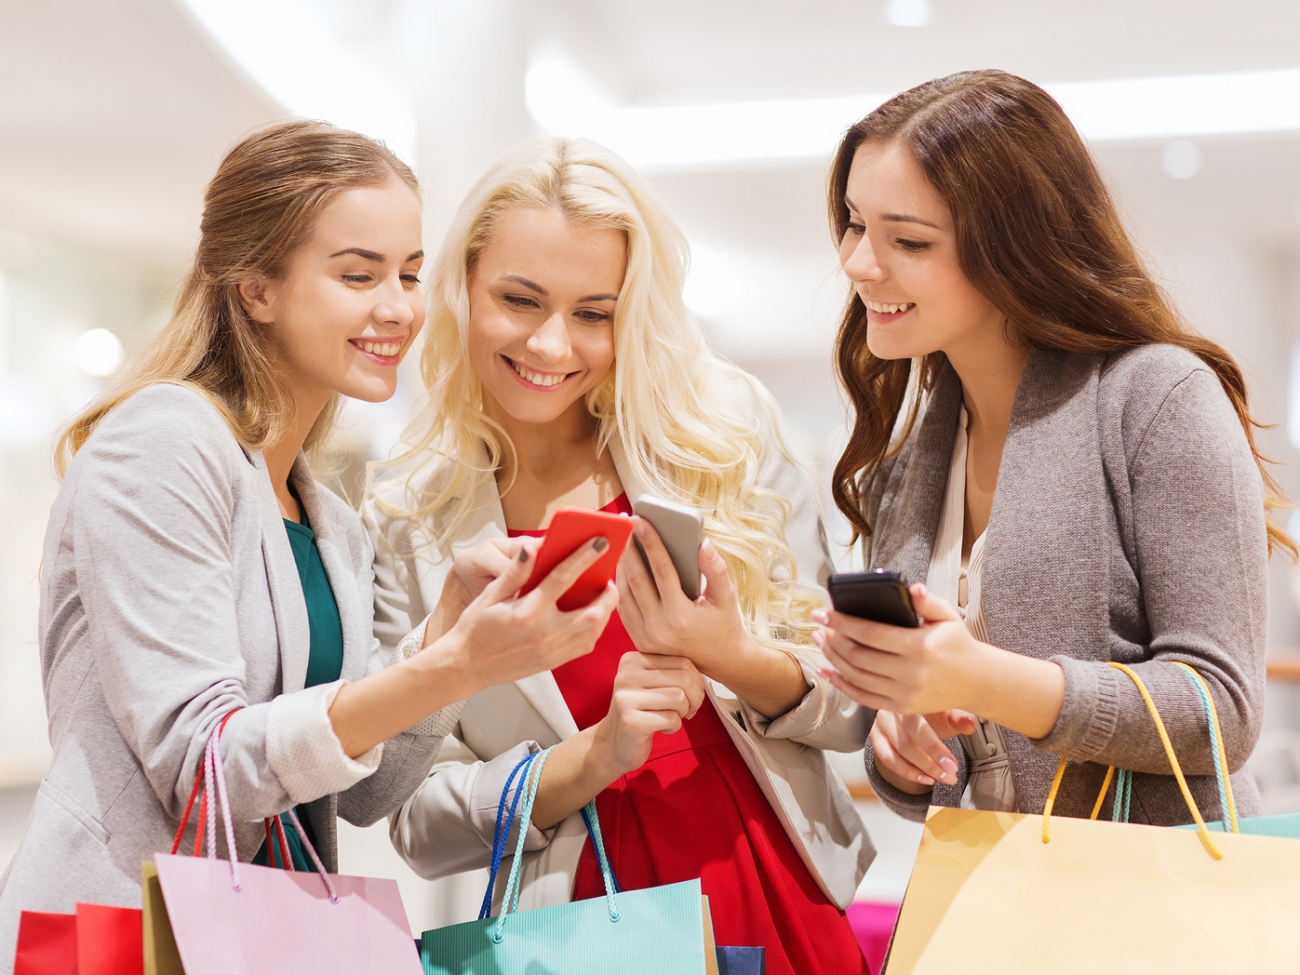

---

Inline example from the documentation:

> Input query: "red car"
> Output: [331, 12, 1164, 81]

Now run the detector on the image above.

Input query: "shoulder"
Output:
[1098, 344, 1238, 456]
[1099, 344, 1211, 399]
[75, 383, 245, 483]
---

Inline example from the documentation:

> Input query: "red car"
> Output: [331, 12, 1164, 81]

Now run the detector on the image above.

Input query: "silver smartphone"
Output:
[632, 494, 705, 599]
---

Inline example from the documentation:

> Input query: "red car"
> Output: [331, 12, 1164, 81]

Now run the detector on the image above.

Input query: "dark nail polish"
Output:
[518, 549, 530, 563]
[592, 536, 608, 552]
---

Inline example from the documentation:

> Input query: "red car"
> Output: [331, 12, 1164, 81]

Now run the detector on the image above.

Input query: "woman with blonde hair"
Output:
[368, 137, 873, 973]
[0, 120, 613, 961]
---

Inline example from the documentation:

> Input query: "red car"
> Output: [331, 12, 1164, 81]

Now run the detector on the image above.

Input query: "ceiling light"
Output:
[72, 329, 123, 378]
[884, 0, 931, 27]
[177, 0, 416, 164]
[1161, 140, 1202, 179]
[527, 58, 1300, 171]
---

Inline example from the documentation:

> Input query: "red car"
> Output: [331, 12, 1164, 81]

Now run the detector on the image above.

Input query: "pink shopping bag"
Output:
[147, 716, 421, 975]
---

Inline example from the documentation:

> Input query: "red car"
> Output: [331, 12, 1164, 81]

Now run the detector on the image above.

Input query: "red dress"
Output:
[511, 494, 869, 975]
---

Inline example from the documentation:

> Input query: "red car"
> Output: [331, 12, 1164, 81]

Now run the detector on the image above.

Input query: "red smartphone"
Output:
[518, 507, 634, 611]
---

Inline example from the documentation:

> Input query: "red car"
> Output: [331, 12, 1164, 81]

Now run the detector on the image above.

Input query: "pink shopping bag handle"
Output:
[167, 709, 339, 903]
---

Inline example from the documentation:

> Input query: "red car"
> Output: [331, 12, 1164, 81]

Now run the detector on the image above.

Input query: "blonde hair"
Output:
[56, 120, 418, 476]
[372, 136, 820, 649]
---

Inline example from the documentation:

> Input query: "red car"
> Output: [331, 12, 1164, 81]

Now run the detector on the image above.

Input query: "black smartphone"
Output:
[826, 570, 919, 627]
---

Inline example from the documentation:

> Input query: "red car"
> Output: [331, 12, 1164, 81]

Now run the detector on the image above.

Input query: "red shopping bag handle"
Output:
[171, 710, 241, 855]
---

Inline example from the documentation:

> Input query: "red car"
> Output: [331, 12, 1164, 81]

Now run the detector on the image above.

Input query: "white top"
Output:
[925, 406, 1018, 812]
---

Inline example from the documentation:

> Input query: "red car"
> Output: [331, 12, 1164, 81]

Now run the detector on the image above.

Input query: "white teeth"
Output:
[509, 359, 567, 387]
[358, 341, 400, 357]
[866, 300, 914, 315]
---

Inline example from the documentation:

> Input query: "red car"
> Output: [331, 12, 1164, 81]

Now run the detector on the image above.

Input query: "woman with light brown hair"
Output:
[0, 120, 613, 960]
[814, 70, 1282, 825]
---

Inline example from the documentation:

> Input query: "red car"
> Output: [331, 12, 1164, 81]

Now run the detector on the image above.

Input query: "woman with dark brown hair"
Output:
[812, 70, 1284, 825]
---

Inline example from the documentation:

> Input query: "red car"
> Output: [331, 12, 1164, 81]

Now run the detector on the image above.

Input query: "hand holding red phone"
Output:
[441, 535, 620, 695]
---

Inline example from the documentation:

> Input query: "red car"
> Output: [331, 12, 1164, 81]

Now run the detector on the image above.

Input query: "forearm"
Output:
[964, 644, 1065, 740]
[529, 725, 622, 830]
[705, 636, 810, 719]
[328, 631, 478, 758]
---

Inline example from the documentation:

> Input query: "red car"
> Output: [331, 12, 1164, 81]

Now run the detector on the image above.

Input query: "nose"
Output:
[373, 274, 416, 329]
[841, 232, 883, 285]
[525, 311, 571, 364]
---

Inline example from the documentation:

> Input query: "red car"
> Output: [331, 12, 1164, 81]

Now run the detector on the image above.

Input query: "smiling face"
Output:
[241, 179, 425, 411]
[838, 139, 1006, 363]
[466, 206, 626, 430]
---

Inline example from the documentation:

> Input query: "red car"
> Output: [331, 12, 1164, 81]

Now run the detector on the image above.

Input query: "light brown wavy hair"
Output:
[55, 120, 418, 475]
[828, 69, 1294, 557]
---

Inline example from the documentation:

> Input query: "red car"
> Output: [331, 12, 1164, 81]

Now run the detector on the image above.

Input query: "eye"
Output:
[343, 274, 373, 284]
[400, 273, 421, 287]
[844, 221, 865, 237]
[895, 238, 929, 252]
[502, 293, 541, 309]
[575, 309, 612, 324]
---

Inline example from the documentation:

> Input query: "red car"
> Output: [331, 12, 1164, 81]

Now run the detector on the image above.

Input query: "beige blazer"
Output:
[363, 431, 875, 910]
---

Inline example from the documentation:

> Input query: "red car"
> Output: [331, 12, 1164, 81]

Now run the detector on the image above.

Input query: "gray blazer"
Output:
[0, 385, 442, 966]
[862, 345, 1268, 824]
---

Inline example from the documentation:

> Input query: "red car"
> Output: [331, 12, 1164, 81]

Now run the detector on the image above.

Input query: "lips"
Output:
[350, 338, 402, 363]
[503, 355, 574, 389]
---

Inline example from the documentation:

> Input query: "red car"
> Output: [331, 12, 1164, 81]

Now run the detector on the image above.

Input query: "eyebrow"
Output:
[329, 248, 424, 262]
[881, 213, 941, 229]
[500, 275, 618, 304]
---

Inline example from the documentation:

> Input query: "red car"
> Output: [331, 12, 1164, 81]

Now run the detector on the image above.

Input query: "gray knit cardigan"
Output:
[862, 344, 1268, 824]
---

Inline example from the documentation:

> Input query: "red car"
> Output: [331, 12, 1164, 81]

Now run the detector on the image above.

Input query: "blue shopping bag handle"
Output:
[481, 747, 624, 943]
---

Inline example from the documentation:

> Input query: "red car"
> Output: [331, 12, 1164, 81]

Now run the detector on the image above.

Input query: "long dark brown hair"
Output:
[56, 120, 418, 475]
[828, 69, 1293, 557]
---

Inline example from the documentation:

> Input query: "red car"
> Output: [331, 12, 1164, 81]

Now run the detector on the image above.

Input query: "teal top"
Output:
[254, 502, 344, 873]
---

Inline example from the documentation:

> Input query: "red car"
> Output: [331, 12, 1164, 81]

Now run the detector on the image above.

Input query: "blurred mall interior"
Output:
[6, 0, 1300, 931]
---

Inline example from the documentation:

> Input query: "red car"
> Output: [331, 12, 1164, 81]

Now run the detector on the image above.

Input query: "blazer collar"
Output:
[457, 430, 644, 741]
[249, 449, 311, 694]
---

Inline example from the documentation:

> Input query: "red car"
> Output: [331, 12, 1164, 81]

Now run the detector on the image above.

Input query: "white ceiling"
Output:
[4, 0, 1300, 362]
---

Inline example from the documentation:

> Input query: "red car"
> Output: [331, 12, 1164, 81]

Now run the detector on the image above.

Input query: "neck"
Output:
[946, 333, 1029, 435]
[264, 386, 331, 504]
[488, 397, 600, 484]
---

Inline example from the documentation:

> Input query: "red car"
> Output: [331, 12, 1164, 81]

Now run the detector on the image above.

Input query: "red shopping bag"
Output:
[13, 911, 76, 975]
[13, 904, 143, 975]
[145, 716, 422, 975]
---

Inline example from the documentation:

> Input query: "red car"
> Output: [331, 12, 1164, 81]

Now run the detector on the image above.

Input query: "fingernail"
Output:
[811, 608, 829, 624]
[915, 583, 928, 596]
[518, 549, 529, 563]
[592, 536, 608, 552]
[633, 520, 646, 537]
[701, 538, 715, 555]
[939, 757, 957, 774]
[811, 630, 825, 648]
[917, 774, 934, 785]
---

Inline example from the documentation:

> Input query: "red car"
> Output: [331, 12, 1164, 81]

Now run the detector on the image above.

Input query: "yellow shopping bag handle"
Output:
[1041, 661, 1223, 860]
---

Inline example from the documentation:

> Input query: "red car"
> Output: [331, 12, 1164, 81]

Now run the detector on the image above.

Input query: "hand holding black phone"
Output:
[825, 569, 918, 627]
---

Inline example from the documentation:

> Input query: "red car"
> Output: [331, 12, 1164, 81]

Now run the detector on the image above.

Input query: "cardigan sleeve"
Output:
[1033, 367, 1269, 774]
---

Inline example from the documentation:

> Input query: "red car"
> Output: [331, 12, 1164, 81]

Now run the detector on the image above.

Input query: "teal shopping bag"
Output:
[420, 749, 715, 975]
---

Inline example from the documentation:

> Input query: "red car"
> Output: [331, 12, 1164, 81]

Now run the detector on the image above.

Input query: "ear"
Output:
[235, 274, 276, 324]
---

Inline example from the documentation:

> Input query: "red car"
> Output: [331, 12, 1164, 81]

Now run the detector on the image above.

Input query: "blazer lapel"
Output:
[981, 348, 1110, 813]
[251, 450, 311, 694]
[869, 359, 963, 586]
[465, 445, 580, 741]
[290, 459, 370, 683]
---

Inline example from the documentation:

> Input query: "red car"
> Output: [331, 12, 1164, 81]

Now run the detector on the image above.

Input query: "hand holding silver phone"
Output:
[631, 494, 705, 599]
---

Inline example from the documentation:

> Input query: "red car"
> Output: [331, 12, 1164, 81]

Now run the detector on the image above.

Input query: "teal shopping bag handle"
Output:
[490, 747, 623, 945]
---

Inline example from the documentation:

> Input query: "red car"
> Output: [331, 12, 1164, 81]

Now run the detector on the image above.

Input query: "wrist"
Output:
[410, 627, 481, 703]
[426, 578, 473, 647]
[588, 718, 633, 783]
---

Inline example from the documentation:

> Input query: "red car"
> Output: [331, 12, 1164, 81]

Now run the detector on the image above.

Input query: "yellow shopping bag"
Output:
[886, 663, 1300, 973]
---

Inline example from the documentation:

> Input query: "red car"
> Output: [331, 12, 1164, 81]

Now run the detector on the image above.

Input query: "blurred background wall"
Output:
[5, 0, 1300, 930]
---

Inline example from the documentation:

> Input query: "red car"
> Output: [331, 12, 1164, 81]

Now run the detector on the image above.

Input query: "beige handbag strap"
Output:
[1041, 661, 1222, 860]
